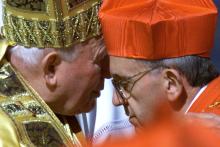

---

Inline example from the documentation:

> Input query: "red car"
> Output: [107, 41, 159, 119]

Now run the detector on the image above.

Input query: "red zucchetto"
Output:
[99, 0, 218, 60]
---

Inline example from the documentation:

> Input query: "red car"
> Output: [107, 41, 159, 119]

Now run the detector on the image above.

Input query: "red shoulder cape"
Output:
[188, 76, 220, 114]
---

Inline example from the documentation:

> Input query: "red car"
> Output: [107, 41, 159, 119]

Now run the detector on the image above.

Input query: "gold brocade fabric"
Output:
[2, 0, 102, 48]
[0, 59, 84, 147]
[0, 109, 20, 146]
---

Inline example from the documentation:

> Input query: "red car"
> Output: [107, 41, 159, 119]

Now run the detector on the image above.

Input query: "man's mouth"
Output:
[93, 80, 104, 98]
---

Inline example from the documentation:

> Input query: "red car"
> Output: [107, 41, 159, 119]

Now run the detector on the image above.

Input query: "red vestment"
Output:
[189, 76, 220, 114]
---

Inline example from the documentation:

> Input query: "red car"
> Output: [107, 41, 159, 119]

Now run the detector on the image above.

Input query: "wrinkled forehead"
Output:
[72, 36, 106, 60]
[109, 56, 149, 78]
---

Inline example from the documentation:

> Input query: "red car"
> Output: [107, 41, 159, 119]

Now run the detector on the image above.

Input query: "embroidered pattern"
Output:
[68, 0, 88, 9]
[3, 0, 102, 48]
[0, 65, 25, 96]
[208, 101, 220, 108]
[2, 103, 25, 114]
[23, 121, 65, 146]
[6, 0, 46, 11]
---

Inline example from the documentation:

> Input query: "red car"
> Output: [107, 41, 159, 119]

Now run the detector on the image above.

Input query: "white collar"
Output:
[185, 85, 207, 114]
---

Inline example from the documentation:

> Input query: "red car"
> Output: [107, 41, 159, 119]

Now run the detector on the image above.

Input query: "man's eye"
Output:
[121, 82, 130, 91]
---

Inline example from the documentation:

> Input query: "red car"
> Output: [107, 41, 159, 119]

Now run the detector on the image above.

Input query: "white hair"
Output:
[9, 45, 45, 66]
[8, 44, 79, 67]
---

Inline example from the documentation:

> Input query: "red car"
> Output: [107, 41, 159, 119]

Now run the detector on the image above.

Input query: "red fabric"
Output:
[99, 109, 220, 147]
[99, 0, 218, 60]
[97, 102, 220, 147]
[188, 76, 220, 114]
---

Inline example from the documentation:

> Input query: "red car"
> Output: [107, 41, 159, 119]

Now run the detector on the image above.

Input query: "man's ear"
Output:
[42, 51, 61, 88]
[162, 69, 183, 102]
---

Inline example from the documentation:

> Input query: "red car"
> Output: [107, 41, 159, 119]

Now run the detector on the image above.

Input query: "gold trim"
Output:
[2, 0, 102, 48]
[208, 101, 220, 108]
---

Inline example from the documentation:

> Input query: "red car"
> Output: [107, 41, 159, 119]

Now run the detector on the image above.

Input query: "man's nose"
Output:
[112, 90, 124, 106]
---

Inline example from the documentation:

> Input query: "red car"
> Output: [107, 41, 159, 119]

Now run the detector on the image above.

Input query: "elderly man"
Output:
[0, 0, 108, 146]
[99, 0, 220, 129]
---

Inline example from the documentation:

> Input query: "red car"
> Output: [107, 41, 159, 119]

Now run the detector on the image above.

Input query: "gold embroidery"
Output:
[68, 0, 88, 9]
[6, 0, 46, 11]
[2, 0, 102, 48]
[208, 101, 220, 108]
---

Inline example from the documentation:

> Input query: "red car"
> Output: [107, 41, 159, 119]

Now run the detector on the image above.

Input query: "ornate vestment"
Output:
[0, 59, 85, 146]
[0, 0, 102, 146]
[188, 76, 220, 114]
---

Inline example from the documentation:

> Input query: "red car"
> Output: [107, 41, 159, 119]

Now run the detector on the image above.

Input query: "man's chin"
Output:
[129, 116, 143, 130]
[55, 105, 95, 116]
[79, 99, 96, 113]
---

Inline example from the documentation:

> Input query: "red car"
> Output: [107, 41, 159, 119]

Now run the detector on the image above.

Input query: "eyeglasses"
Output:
[112, 67, 158, 104]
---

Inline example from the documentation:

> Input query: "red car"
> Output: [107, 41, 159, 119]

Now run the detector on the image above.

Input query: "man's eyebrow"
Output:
[112, 74, 122, 79]
[111, 74, 130, 81]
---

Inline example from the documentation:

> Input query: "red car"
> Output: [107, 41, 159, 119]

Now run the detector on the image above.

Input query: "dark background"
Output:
[212, 0, 220, 71]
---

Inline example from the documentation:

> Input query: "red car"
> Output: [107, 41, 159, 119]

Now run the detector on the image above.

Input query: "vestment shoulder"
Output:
[0, 109, 20, 147]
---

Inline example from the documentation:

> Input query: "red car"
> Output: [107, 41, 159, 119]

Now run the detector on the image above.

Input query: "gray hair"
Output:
[141, 56, 219, 87]
[9, 45, 45, 66]
[8, 45, 79, 67]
